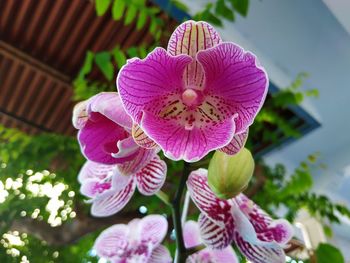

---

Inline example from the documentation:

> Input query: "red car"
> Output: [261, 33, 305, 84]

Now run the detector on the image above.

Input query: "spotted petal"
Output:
[91, 178, 136, 217]
[235, 194, 293, 245]
[219, 129, 249, 155]
[149, 245, 172, 263]
[187, 169, 233, 222]
[231, 200, 286, 263]
[135, 155, 167, 195]
[138, 215, 168, 247]
[197, 42, 268, 134]
[94, 224, 129, 260]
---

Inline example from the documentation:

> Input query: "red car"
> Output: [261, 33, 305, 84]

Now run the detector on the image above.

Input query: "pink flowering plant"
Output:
[73, 20, 293, 263]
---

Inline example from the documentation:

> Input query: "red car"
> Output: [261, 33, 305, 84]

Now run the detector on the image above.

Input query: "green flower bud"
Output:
[208, 148, 254, 199]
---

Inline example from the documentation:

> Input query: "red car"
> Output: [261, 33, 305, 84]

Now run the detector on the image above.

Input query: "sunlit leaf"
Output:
[95, 52, 114, 81]
[112, 0, 126, 20]
[113, 47, 126, 68]
[136, 9, 147, 30]
[124, 4, 138, 25]
[95, 0, 112, 16]
[316, 243, 344, 263]
[230, 0, 249, 17]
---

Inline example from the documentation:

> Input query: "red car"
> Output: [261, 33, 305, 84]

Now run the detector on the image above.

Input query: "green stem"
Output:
[172, 162, 191, 263]
[155, 190, 171, 206]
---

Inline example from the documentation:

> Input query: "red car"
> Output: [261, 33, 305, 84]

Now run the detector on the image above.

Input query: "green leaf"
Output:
[149, 18, 158, 35]
[113, 47, 126, 69]
[215, 0, 234, 21]
[316, 243, 344, 263]
[95, 52, 114, 81]
[95, 0, 111, 16]
[170, 0, 189, 12]
[230, 0, 249, 17]
[81, 51, 95, 76]
[323, 225, 333, 238]
[124, 4, 138, 25]
[126, 47, 139, 58]
[136, 9, 147, 30]
[112, 0, 126, 20]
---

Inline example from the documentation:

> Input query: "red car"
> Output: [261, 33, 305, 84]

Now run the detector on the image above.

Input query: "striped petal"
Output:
[210, 246, 239, 263]
[132, 123, 157, 149]
[138, 215, 168, 247]
[118, 148, 156, 176]
[197, 42, 268, 134]
[231, 200, 286, 263]
[187, 169, 233, 223]
[149, 245, 172, 263]
[167, 20, 222, 89]
[219, 129, 249, 155]
[198, 213, 234, 249]
[235, 194, 293, 245]
[78, 160, 115, 183]
[91, 178, 136, 217]
[135, 155, 167, 195]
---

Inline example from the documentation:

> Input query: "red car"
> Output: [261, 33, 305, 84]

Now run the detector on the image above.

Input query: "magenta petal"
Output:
[219, 129, 249, 155]
[142, 112, 236, 162]
[94, 224, 129, 260]
[236, 194, 293, 245]
[197, 42, 268, 134]
[88, 92, 133, 130]
[138, 215, 168, 247]
[91, 178, 136, 217]
[111, 136, 140, 160]
[183, 220, 202, 248]
[198, 213, 234, 249]
[117, 47, 192, 123]
[149, 245, 172, 263]
[231, 200, 286, 263]
[187, 169, 233, 222]
[135, 155, 167, 196]
[78, 112, 130, 165]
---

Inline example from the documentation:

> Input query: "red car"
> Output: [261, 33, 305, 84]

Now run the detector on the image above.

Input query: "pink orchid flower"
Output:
[183, 220, 239, 263]
[117, 20, 268, 162]
[78, 148, 166, 217]
[94, 215, 172, 263]
[72, 92, 140, 165]
[187, 169, 293, 263]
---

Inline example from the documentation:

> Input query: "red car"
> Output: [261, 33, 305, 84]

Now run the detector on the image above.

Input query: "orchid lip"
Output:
[182, 89, 199, 107]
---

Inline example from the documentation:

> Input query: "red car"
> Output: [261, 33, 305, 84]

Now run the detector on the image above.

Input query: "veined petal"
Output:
[197, 42, 268, 134]
[72, 100, 88, 129]
[118, 148, 156, 175]
[88, 92, 133, 130]
[112, 170, 133, 193]
[91, 178, 136, 217]
[80, 178, 112, 198]
[231, 200, 286, 263]
[187, 169, 233, 222]
[235, 194, 293, 245]
[132, 123, 157, 149]
[94, 224, 129, 260]
[167, 20, 222, 89]
[135, 155, 167, 195]
[149, 245, 172, 263]
[142, 112, 236, 162]
[210, 246, 239, 263]
[78, 112, 130, 165]
[183, 220, 202, 248]
[78, 161, 115, 183]
[138, 215, 168, 247]
[117, 47, 192, 123]
[219, 129, 249, 155]
[198, 213, 234, 249]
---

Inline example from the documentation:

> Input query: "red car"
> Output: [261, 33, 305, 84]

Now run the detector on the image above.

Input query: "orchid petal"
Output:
[167, 20, 222, 89]
[219, 129, 249, 155]
[135, 155, 167, 195]
[88, 92, 133, 130]
[142, 112, 236, 162]
[236, 194, 293, 245]
[111, 136, 140, 160]
[80, 178, 112, 198]
[118, 148, 156, 175]
[72, 100, 88, 129]
[148, 245, 172, 263]
[94, 224, 129, 260]
[197, 42, 268, 134]
[187, 169, 233, 222]
[112, 170, 133, 193]
[138, 215, 168, 247]
[78, 112, 131, 165]
[198, 213, 234, 249]
[78, 161, 114, 183]
[210, 246, 239, 263]
[183, 220, 202, 248]
[231, 200, 286, 263]
[132, 123, 157, 149]
[117, 47, 192, 123]
[91, 178, 136, 217]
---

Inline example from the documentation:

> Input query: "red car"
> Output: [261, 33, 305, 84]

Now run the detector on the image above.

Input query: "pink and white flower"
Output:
[183, 220, 238, 263]
[117, 20, 268, 162]
[187, 169, 293, 263]
[94, 215, 172, 263]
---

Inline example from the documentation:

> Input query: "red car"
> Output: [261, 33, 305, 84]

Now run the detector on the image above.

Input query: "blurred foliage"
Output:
[314, 243, 344, 263]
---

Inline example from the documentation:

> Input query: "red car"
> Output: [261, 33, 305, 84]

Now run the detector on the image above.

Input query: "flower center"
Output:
[181, 89, 198, 107]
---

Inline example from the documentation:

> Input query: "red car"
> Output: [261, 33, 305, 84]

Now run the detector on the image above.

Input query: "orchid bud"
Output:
[208, 148, 254, 199]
